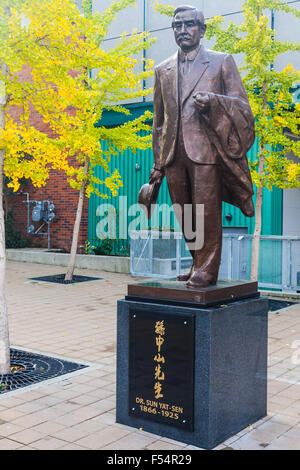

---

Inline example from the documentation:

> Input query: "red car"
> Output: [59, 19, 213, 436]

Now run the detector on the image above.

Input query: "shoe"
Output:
[186, 270, 216, 288]
[177, 264, 193, 282]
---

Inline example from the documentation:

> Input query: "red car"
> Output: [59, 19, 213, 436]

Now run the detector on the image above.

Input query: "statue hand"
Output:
[149, 168, 164, 185]
[193, 92, 210, 114]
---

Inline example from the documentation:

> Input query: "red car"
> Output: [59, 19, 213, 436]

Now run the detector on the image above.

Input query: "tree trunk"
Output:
[0, 64, 10, 374]
[250, 74, 267, 282]
[250, 175, 263, 281]
[250, 141, 266, 282]
[64, 157, 89, 281]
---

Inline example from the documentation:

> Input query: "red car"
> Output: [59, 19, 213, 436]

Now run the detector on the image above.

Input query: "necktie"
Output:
[182, 55, 189, 75]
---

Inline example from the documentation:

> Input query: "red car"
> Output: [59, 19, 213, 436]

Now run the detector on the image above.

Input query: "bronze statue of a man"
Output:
[148, 5, 255, 288]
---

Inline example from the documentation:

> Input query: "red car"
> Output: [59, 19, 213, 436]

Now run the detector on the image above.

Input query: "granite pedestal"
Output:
[116, 281, 268, 450]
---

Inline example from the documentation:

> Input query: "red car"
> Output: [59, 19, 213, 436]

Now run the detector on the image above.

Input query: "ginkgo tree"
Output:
[0, 0, 154, 373]
[152, 0, 300, 281]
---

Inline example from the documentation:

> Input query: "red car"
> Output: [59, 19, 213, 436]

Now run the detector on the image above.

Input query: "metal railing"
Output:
[130, 231, 300, 292]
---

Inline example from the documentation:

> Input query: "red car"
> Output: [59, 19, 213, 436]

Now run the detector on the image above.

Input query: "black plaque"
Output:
[129, 309, 195, 431]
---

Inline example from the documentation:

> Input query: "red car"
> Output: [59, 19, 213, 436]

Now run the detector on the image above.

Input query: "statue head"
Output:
[172, 5, 207, 53]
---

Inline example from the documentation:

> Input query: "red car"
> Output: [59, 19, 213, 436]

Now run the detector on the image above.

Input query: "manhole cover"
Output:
[0, 349, 88, 394]
[29, 274, 103, 284]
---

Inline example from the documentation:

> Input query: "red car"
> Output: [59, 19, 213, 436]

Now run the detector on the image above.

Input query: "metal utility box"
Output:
[32, 202, 45, 222]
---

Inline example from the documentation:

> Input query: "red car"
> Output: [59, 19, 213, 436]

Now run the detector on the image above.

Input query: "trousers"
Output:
[164, 126, 223, 281]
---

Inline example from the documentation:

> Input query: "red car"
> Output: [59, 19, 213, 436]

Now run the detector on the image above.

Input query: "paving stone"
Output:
[31, 437, 68, 450]
[0, 423, 25, 437]
[0, 409, 26, 422]
[71, 420, 108, 435]
[230, 435, 269, 450]
[71, 406, 103, 419]
[51, 426, 87, 443]
[101, 432, 158, 450]
[59, 443, 89, 450]
[146, 440, 186, 450]
[256, 420, 293, 437]
[31, 421, 66, 436]
[75, 426, 131, 450]
[266, 435, 300, 450]
[12, 414, 47, 428]
[9, 428, 43, 445]
[0, 438, 24, 450]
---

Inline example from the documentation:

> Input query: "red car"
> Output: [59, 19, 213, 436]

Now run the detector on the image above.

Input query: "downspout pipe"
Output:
[271, 8, 275, 71]
[142, 0, 146, 102]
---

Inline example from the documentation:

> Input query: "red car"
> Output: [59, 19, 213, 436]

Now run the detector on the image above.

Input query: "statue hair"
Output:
[173, 5, 205, 25]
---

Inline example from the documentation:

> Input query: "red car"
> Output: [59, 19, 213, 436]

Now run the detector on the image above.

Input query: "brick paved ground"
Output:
[0, 261, 299, 450]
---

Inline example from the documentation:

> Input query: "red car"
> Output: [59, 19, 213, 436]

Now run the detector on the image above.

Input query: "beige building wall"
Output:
[93, 0, 300, 93]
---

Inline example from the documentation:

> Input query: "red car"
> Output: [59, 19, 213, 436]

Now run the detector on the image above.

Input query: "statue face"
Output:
[173, 9, 205, 52]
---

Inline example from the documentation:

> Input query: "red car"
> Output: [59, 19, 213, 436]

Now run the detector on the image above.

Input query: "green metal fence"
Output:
[88, 135, 282, 249]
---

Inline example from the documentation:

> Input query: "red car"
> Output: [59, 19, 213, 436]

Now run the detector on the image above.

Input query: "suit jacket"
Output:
[152, 46, 256, 213]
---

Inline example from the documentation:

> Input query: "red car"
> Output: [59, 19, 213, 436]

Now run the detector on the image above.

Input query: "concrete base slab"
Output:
[6, 248, 130, 274]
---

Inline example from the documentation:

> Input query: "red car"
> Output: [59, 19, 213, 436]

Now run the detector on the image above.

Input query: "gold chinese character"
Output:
[154, 381, 164, 399]
[154, 353, 165, 364]
[155, 364, 165, 381]
[155, 335, 164, 352]
[155, 321, 165, 336]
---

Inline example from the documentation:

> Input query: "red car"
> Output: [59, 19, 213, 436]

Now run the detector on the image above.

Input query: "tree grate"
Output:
[29, 274, 103, 284]
[268, 299, 297, 312]
[0, 349, 88, 394]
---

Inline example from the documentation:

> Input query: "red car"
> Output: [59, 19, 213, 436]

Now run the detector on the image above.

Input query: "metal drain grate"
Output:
[29, 274, 103, 284]
[268, 299, 297, 312]
[0, 349, 88, 394]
